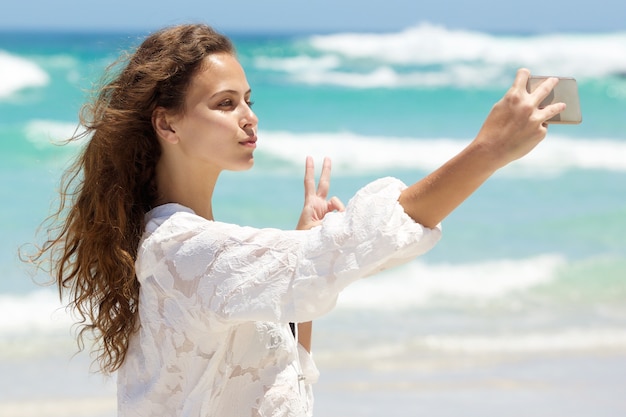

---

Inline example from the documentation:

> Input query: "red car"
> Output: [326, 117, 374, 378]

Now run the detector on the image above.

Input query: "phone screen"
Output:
[526, 76, 582, 124]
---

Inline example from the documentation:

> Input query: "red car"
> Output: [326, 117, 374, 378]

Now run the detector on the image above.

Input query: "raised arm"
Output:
[398, 68, 566, 228]
[296, 156, 345, 352]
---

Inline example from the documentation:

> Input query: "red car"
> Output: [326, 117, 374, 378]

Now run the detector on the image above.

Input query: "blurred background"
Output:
[1, 1, 625, 416]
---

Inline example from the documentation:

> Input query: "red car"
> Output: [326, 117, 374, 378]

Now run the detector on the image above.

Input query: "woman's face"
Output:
[167, 52, 258, 173]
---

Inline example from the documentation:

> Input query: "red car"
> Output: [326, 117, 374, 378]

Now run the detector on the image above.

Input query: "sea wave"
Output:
[0, 254, 566, 335]
[257, 130, 626, 175]
[3, 254, 624, 360]
[252, 23, 626, 88]
[254, 54, 341, 72]
[21, 122, 626, 174]
[335, 254, 566, 310]
[23, 119, 85, 148]
[308, 23, 626, 73]
[0, 51, 49, 98]
[418, 328, 626, 354]
[291, 65, 501, 89]
[0, 290, 71, 335]
[314, 327, 626, 366]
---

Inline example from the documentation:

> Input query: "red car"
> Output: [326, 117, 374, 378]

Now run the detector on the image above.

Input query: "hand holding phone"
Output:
[526, 76, 582, 124]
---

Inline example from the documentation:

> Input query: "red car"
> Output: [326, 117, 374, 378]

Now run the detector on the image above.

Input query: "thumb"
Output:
[328, 196, 345, 212]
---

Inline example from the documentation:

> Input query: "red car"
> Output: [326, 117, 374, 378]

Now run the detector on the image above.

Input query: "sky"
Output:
[1, 0, 625, 34]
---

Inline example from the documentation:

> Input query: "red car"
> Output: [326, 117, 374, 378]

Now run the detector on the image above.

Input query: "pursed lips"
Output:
[239, 135, 257, 147]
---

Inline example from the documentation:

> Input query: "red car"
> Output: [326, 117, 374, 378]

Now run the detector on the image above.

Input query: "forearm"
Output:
[398, 141, 501, 228]
[297, 321, 312, 353]
[399, 69, 566, 228]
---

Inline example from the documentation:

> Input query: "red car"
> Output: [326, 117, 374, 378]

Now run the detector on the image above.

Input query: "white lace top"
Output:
[117, 177, 442, 417]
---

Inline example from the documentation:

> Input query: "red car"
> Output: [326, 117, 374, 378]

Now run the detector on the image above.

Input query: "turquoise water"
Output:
[1, 25, 625, 414]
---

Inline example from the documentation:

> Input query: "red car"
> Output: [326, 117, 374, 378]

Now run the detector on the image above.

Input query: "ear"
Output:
[152, 107, 179, 144]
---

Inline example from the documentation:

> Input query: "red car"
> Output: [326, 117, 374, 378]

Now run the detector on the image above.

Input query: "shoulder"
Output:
[143, 203, 238, 239]
[358, 177, 408, 195]
[140, 203, 300, 253]
[138, 204, 239, 264]
[144, 203, 205, 232]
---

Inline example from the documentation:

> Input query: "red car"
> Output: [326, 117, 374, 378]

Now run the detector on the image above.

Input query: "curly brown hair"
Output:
[24, 24, 234, 374]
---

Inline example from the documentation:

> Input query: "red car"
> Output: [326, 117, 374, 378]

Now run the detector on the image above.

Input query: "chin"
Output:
[231, 158, 255, 172]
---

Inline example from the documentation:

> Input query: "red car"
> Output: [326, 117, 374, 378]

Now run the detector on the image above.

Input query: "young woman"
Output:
[29, 24, 564, 417]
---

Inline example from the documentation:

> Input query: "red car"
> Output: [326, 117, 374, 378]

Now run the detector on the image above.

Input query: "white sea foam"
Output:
[254, 23, 626, 88]
[335, 254, 566, 310]
[0, 290, 71, 335]
[24, 119, 85, 148]
[0, 255, 564, 338]
[291, 65, 507, 89]
[309, 23, 626, 73]
[254, 54, 341, 72]
[23, 123, 626, 174]
[259, 130, 626, 175]
[21, 121, 626, 175]
[315, 328, 626, 364]
[0, 51, 49, 98]
[0, 290, 79, 359]
[419, 328, 626, 354]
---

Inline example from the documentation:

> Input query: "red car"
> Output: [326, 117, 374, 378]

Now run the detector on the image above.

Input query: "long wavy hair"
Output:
[24, 24, 234, 374]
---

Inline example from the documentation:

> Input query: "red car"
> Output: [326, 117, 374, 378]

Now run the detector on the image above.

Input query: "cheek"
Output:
[196, 112, 239, 139]
[181, 115, 231, 144]
[210, 117, 238, 135]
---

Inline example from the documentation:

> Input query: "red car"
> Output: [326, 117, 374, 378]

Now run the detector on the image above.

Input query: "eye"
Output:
[218, 99, 234, 108]
[246, 100, 255, 107]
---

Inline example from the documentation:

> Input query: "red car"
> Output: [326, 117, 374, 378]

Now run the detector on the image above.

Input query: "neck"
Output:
[155, 156, 219, 220]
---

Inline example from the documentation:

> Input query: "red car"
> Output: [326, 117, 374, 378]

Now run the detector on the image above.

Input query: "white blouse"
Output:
[117, 177, 442, 417]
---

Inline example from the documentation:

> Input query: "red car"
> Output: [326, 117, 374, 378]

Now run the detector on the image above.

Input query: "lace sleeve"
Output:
[136, 177, 441, 324]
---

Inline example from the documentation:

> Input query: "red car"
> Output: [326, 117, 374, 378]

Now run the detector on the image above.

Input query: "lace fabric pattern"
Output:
[117, 177, 442, 416]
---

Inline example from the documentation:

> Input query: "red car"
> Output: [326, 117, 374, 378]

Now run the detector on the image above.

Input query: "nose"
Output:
[240, 103, 258, 131]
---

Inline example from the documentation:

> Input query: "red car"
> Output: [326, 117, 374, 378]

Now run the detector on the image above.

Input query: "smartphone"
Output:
[526, 76, 582, 124]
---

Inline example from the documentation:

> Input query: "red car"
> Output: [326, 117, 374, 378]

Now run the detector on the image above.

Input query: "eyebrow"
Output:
[210, 88, 252, 99]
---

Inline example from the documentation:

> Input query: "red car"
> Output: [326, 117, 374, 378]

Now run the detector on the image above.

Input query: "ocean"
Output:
[1, 23, 625, 416]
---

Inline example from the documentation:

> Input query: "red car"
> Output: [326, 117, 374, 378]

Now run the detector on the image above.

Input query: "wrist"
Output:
[466, 136, 509, 172]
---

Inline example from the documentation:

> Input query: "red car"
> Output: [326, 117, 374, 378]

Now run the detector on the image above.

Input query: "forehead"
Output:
[188, 53, 249, 97]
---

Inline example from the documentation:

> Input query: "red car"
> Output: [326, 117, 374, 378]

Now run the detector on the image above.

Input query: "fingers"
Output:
[303, 156, 316, 197]
[540, 101, 567, 124]
[317, 157, 332, 198]
[512, 68, 566, 125]
[529, 76, 567, 126]
[328, 196, 345, 212]
[530, 77, 559, 105]
[514, 68, 556, 103]
[303, 156, 333, 197]
[529, 76, 565, 124]
[512, 67, 531, 91]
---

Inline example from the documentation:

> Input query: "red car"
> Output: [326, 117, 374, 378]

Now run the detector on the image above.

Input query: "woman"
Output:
[28, 24, 564, 416]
